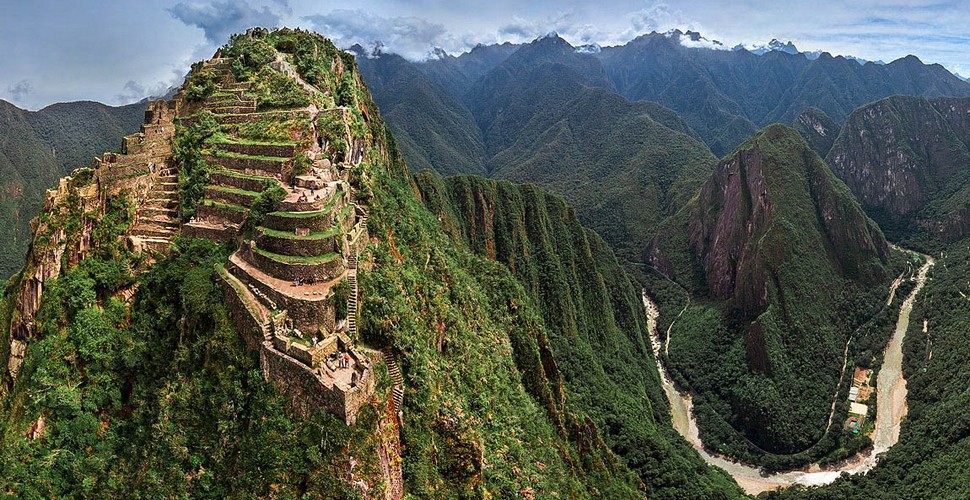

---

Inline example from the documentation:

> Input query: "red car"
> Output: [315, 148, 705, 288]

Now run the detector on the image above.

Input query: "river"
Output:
[643, 256, 934, 495]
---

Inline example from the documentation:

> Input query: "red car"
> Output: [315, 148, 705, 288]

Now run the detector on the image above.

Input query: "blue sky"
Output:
[2, 0, 968, 109]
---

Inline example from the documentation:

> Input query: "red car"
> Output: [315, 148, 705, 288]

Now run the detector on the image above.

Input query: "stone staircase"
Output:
[383, 349, 405, 411]
[130, 168, 180, 252]
[347, 272, 358, 336]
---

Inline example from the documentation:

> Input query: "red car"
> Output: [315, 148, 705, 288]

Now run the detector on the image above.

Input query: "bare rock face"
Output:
[792, 107, 838, 158]
[826, 96, 970, 241]
[688, 147, 772, 315]
[684, 124, 888, 318]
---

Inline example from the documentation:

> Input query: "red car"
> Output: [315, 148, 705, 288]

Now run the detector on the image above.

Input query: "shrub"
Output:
[251, 67, 309, 110]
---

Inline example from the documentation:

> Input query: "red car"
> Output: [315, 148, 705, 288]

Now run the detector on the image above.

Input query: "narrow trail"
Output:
[644, 252, 934, 495]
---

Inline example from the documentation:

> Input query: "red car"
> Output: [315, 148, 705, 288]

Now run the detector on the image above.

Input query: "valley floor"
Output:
[643, 253, 934, 495]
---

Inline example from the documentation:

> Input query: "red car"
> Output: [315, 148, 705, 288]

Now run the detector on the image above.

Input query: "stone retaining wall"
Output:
[204, 154, 287, 176]
[256, 230, 340, 257]
[264, 211, 335, 233]
[198, 203, 247, 224]
[205, 186, 256, 207]
[210, 172, 272, 193]
[208, 105, 257, 115]
[219, 271, 266, 352]
[247, 247, 344, 282]
[182, 223, 237, 243]
[219, 142, 296, 158]
[227, 258, 337, 333]
[278, 197, 328, 212]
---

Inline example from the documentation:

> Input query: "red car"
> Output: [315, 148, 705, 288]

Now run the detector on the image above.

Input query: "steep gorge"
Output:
[646, 125, 893, 462]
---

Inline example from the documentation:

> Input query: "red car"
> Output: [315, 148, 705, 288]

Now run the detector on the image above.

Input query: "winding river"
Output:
[644, 255, 934, 495]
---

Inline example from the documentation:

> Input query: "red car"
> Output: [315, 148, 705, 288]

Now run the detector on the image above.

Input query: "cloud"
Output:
[168, 0, 287, 44]
[304, 9, 452, 60]
[116, 80, 146, 103]
[6, 80, 32, 103]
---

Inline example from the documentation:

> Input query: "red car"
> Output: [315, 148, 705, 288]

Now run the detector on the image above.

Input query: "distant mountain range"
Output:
[359, 30, 970, 162]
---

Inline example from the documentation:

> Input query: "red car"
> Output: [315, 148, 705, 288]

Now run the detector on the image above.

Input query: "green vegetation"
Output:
[250, 67, 310, 110]
[331, 278, 351, 319]
[827, 96, 970, 251]
[414, 171, 742, 497]
[646, 125, 895, 468]
[202, 200, 246, 212]
[792, 107, 839, 158]
[221, 34, 276, 81]
[259, 226, 341, 240]
[291, 151, 312, 177]
[243, 184, 287, 231]
[1, 28, 750, 498]
[183, 65, 218, 102]
[223, 116, 312, 144]
[0, 99, 144, 280]
[252, 247, 339, 264]
[358, 36, 717, 267]
[773, 239, 970, 498]
[0, 238, 366, 497]
[174, 111, 219, 220]
[207, 185, 260, 197]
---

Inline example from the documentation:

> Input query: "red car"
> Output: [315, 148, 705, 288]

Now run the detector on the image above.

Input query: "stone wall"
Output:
[210, 172, 271, 193]
[219, 270, 267, 351]
[204, 154, 287, 176]
[205, 186, 256, 207]
[264, 210, 336, 233]
[182, 223, 238, 243]
[197, 203, 247, 225]
[218, 142, 296, 158]
[227, 258, 337, 333]
[256, 230, 340, 257]
[247, 246, 344, 282]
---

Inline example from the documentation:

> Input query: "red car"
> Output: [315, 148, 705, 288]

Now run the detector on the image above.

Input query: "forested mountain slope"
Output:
[645, 125, 892, 464]
[792, 107, 838, 158]
[826, 95, 970, 249]
[596, 31, 970, 155]
[772, 237, 970, 499]
[359, 34, 718, 267]
[414, 172, 741, 496]
[0, 100, 145, 279]
[354, 49, 486, 176]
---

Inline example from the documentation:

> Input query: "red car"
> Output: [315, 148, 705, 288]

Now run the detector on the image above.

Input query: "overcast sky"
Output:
[2, 0, 969, 110]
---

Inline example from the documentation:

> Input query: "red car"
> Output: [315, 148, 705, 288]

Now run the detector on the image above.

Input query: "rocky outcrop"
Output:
[645, 125, 891, 453]
[793, 107, 838, 158]
[3, 100, 178, 389]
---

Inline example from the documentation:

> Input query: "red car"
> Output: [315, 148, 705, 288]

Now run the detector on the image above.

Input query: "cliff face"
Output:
[827, 96, 970, 244]
[792, 107, 838, 158]
[680, 124, 888, 317]
[647, 125, 891, 456]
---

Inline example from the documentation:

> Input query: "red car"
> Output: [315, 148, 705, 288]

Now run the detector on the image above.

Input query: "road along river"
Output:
[643, 256, 934, 495]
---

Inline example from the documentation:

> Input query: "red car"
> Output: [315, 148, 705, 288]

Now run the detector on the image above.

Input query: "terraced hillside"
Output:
[0, 29, 744, 497]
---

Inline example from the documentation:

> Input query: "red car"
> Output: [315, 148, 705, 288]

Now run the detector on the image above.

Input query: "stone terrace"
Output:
[176, 52, 376, 423]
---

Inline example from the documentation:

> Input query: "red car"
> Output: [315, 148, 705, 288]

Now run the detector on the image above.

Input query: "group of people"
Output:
[335, 351, 352, 369]
[292, 276, 318, 287]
